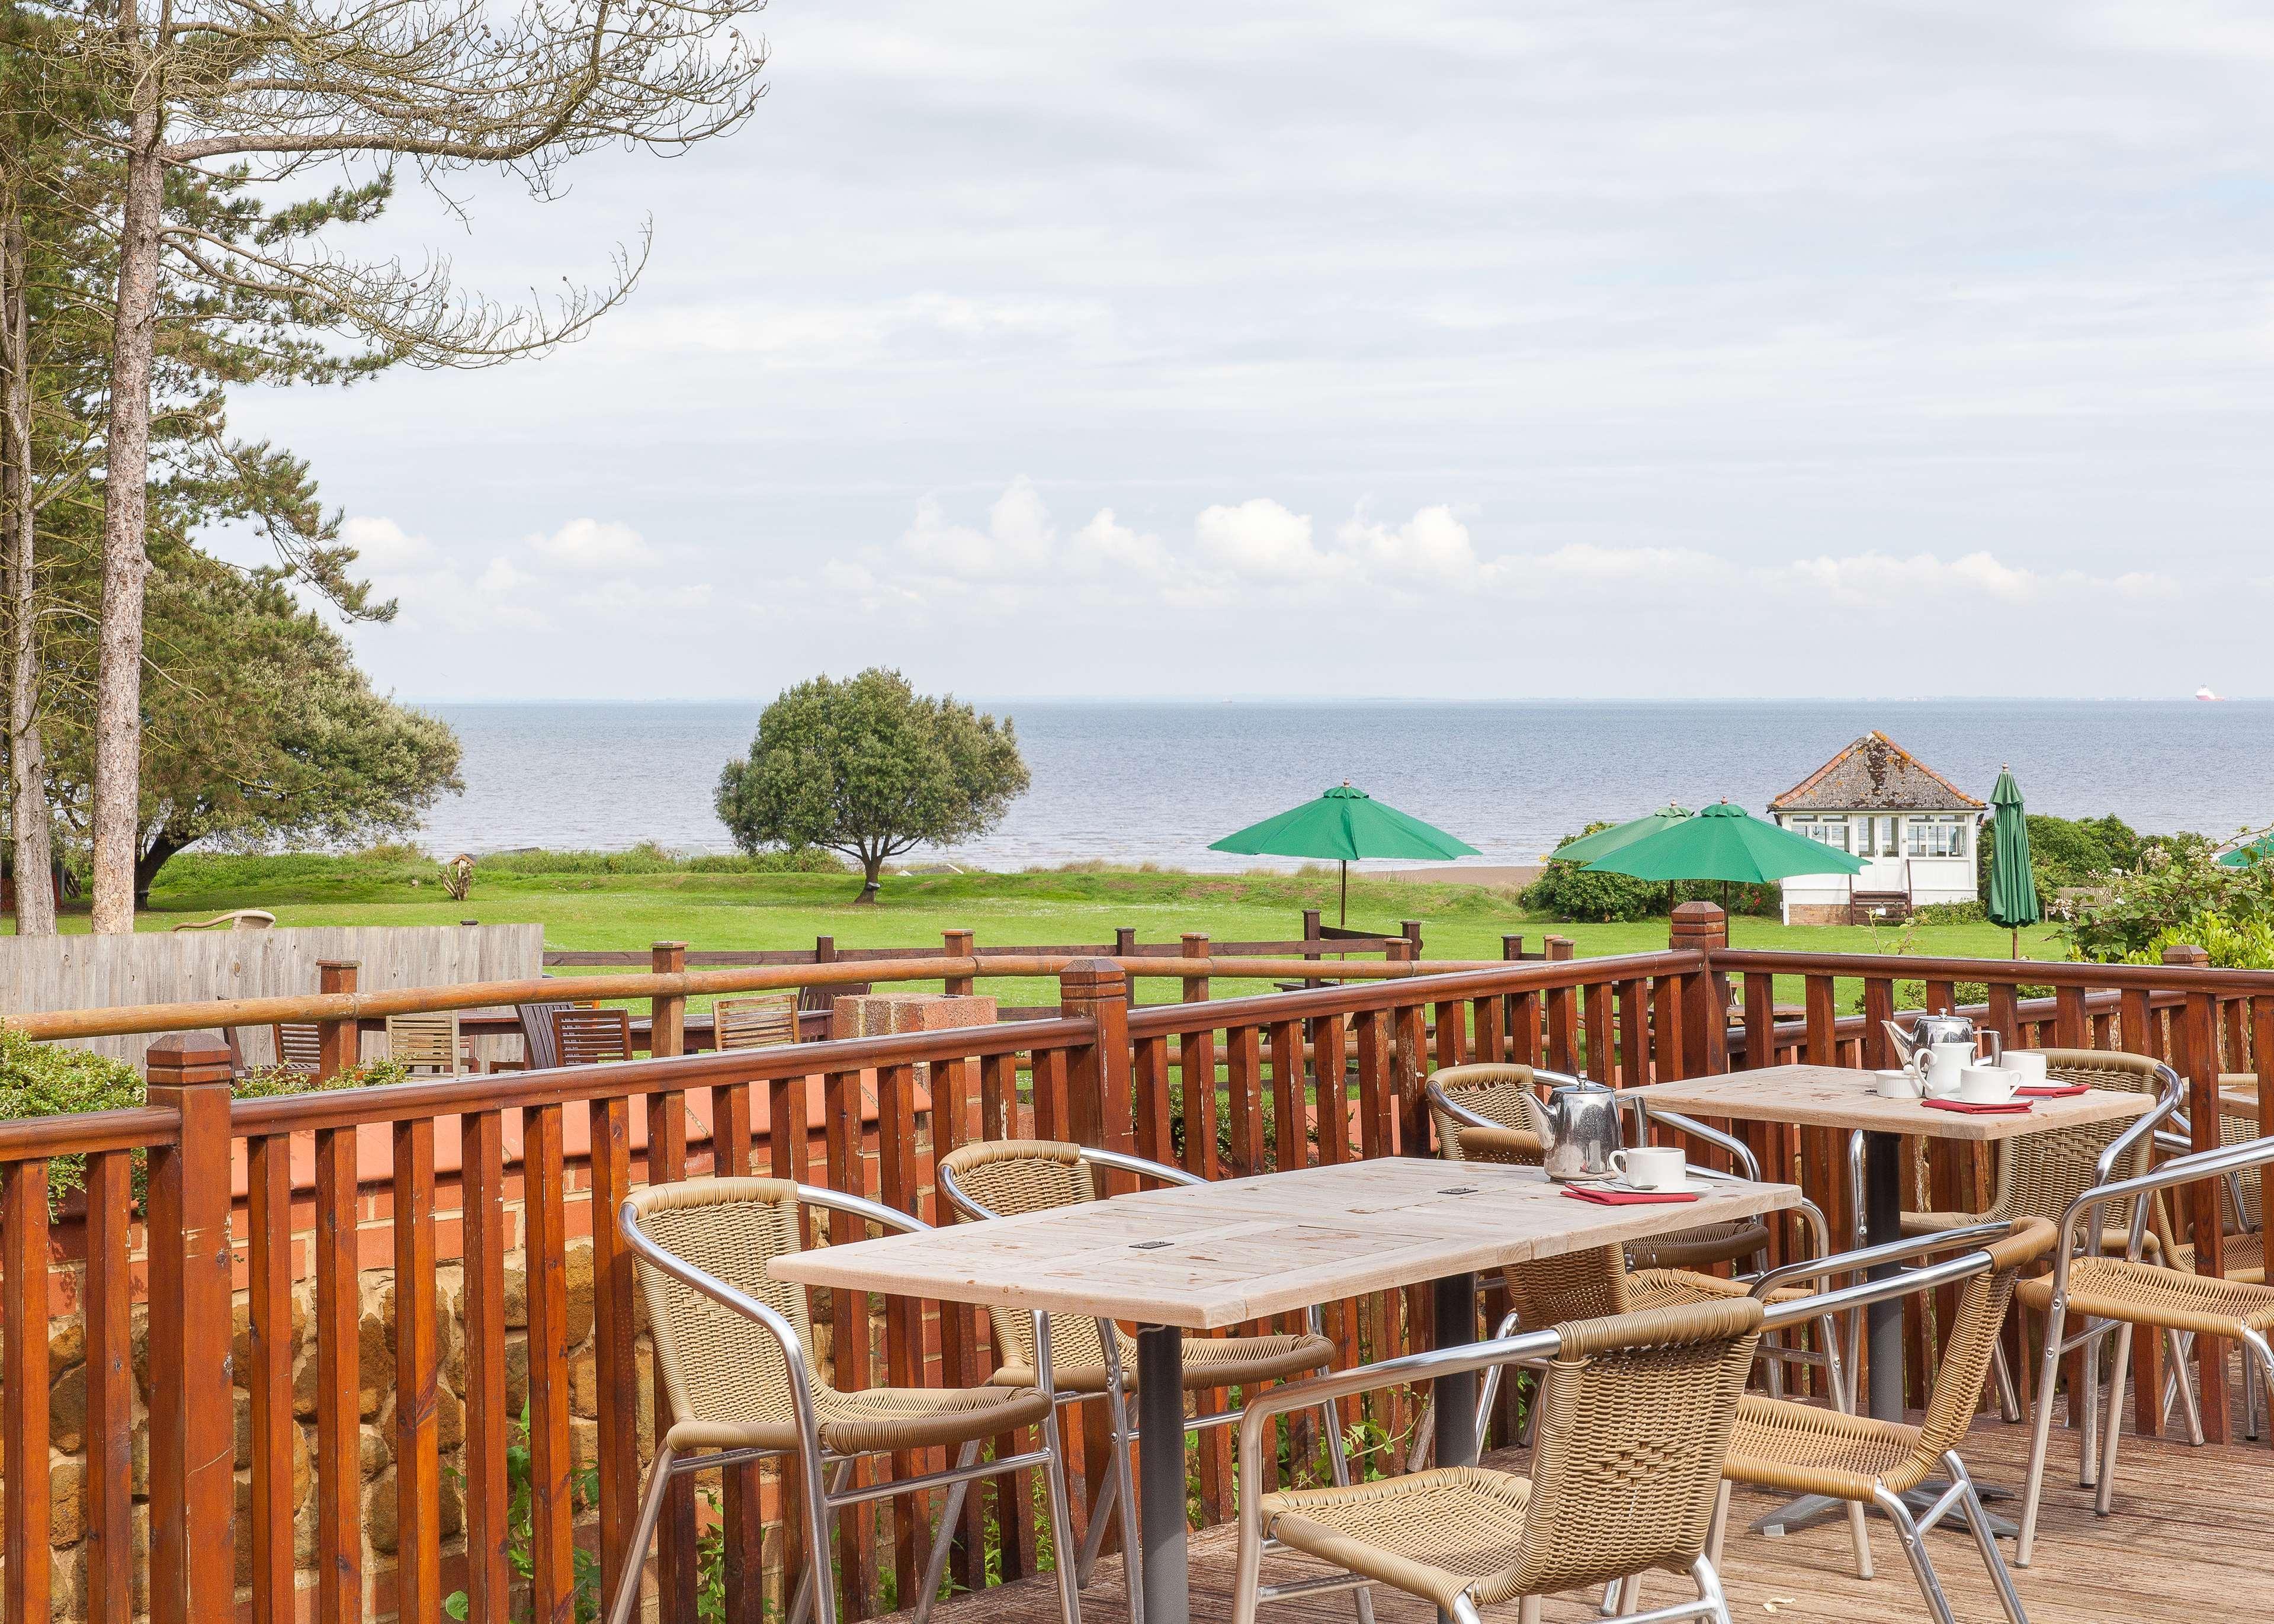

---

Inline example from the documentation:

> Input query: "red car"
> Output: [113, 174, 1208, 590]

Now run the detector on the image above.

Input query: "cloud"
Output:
[1196, 499, 1342, 582]
[900, 477, 1059, 579]
[1338, 506, 1477, 580]
[529, 519, 656, 571]
[475, 557, 535, 595]
[341, 516, 436, 572]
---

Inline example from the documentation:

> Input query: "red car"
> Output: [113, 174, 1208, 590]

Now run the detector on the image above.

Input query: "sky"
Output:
[214, 0, 2274, 702]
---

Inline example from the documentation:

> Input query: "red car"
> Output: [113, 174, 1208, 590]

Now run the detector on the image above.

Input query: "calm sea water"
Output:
[413, 700, 2274, 870]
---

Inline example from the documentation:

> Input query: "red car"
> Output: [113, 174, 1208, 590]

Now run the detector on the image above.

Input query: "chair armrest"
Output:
[1083, 1146, 1206, 1189]
[1747, 1221, 2013, 1297]
[1633, 1102, 1762, 1181]
[797, 1183, 931, 1236]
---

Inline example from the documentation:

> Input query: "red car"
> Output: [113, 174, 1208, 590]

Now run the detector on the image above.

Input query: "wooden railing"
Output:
[7, 906, 2274, 1624]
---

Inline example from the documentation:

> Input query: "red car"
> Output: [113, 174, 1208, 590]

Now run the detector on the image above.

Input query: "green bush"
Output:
[1521, 826, 1662, 922]
[1981, 813, 2146, 911]
[1913, 901, 1987, 925]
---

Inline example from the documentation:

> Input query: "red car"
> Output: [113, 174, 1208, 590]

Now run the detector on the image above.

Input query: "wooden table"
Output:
[775, 1156, 1800, 1624]
[1632, 1065, 2155, 1423]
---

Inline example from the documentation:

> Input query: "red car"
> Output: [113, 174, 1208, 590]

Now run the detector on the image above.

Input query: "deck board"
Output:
[884, 1406, 2274, 1623]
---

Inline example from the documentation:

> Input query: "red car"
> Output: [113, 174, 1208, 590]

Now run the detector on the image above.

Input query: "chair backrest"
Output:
[271, 1021, 325, 1074]
[2220, 1108, 2264, 1231]
[1509, 1298, 1764, 1596]
[386, 1012, 462, 1076]
[626, 1177, 819, 1436]
[554, 1006, 633, 1067]
[1426, 1064, 1549, 1160]
[714, 993, 801, 1052]
[1996, 1049, 2173, 1228]
[1455, 1121, 1545, 1170]
[517, 1000, 575, 1071]
[936, 1139, 1112, 1375]
[1911, 1218, 2055, 1462]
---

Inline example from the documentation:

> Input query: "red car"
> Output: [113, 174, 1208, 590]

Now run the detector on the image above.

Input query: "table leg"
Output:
[1431, 1272, 1478, 1624]
[1862, 1129, 1906, 1423]
[1134, 1324, 1189, 1624]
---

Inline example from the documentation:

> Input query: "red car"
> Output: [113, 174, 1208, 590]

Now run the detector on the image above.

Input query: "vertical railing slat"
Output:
[2, 1157, 52, 1624]
[588, 1095, 640, 1611]
[459, 1109, 513, 1622]
[82, 1151, 132, 1624]
[315, 1125, 363, 1624]
[393, 1118, 443, 1622]
[247, 1136, 296, 1624]
[525, 1103, 578, 1624]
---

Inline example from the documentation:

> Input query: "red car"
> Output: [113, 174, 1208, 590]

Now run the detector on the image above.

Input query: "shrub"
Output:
[1522, 833, 1660, 922]
[1913, 901, 1987, 925]
[0, 1031, 148, 1210]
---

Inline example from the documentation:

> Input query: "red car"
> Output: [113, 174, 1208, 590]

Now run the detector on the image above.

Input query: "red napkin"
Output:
[1922, 1098, 2034, 1116]
[2016, 1083, 2088, 1098]
[1561, 1185, 1701, 1205]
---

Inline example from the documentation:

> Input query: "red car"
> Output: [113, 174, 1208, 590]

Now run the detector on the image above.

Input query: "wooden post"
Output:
[2166, 944, 2231, 1442]
[1668, 903, 1729, 1079]
[1114, 926, 1138, 958]
[316, 958, 358, 1078]
[1502, 935, 1525, 961]
[144, 1033, 237, 1624]
[1302, 907, 1322, 986]
[944, 929, 975, 996]
[1059, 959, 1134, 1163]
[651, 941, 687, 1056]
[1401, 920, 1424, 959]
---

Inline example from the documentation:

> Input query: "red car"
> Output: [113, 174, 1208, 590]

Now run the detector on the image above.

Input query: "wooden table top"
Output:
[1634, 1064, 2156, 1142]
[769, 1157, 1800, 1330]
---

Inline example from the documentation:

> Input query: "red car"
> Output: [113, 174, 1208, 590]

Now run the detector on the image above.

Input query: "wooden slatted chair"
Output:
[936, 1138, 1368, 1624]
[553, 1006, 633, 1066]
[609, 1177, 1082, 1624]
[714, 993, 800, 1051]
[515, 999, 578, 1071]
[385, 1012, 465, 1077]
[2015, 1131, 2274, 1568]
[1232, 1298, 1766, 1624]
[270, 1020, 325, 1076]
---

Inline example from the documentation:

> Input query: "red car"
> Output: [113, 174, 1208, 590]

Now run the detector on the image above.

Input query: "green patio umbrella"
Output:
[1545, 805, 1693, 866]
[2218, 833, 2274, 868]
[1209, 782, 1479, 925]
[1583, 800, 1865, 918]
[1986, 765, 2040, 958]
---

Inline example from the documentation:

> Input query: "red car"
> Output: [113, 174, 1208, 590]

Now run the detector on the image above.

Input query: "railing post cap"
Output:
[1671, 900, 1726, 924]
[1059, 957, 1126, 991]
[146, 1030, 233, 1070]
[315, 957, 361, 970]
[652, 939, 689, 951]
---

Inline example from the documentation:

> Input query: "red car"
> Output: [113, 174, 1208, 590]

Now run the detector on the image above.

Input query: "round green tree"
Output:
[716, 669, 1030, 903]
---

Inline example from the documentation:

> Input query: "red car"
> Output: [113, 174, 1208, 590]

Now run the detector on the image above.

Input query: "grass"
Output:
[46, 847, 2076, 1011]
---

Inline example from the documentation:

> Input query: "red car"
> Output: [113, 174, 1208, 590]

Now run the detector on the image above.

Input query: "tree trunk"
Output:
[89, 5, 162, 935]
[855, 849, 883, 904]
[134, 824, 190, 910]
[0, 190, 53, 936]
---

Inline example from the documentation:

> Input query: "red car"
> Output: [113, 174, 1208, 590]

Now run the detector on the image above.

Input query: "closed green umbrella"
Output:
[1583, 800, 1865, 919]
[1545, 805, 1692, 866]
[1986, 765, 2040, 958]
[1209, 783, 1479, 925]
[2218, 833, 2274, 868]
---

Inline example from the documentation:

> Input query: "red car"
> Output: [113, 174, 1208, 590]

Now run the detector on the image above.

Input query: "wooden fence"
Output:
[0, 923, 541, 1067]
[2, 906, 2271, 1624]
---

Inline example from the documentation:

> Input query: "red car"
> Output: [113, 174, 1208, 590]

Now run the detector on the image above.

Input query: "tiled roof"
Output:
[1768, 731, 1986, 813]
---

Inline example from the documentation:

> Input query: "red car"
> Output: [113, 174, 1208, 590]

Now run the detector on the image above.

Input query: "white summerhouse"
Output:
[1767, 731, 1984, 925]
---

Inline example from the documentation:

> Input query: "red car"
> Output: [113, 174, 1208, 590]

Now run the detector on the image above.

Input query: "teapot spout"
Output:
[1882, 1019, 1919, 1063]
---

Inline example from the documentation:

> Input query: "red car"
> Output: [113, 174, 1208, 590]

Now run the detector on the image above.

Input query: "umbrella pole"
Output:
[2012, 926, 2019, 961]
[1340, 859, 1348, 928]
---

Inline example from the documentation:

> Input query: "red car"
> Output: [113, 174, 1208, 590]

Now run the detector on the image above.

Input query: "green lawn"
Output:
[92, 850, 2071, 1010]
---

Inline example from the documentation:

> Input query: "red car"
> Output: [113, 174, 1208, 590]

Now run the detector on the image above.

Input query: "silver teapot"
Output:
[1883, 1013, 2002, 1067]
[1537, 1079, 1623, 1181]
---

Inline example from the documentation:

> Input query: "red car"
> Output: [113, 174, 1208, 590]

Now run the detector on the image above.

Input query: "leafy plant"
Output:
[2061, 830, 2274, 963]
[232, 1056, 415, 1099]
[0, 1029, 147, 1209]
[444, 1402, 607, 1622]
[1521, 826, 1661, 923]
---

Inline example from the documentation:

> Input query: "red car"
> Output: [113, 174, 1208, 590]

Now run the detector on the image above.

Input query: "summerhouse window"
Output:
[1906, 817, 1969, 858]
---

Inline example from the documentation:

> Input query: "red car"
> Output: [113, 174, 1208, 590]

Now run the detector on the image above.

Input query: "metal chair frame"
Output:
[1231, 1275, 1958, 1624]
[937, 1143, 1371, 1624]
[608, 1181, 1083, 1624]
[2016, 1129, 2274, 1568]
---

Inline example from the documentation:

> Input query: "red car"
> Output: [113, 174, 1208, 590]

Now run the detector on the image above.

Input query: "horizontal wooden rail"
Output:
[229, 1017, 1096, 1134]
[1716, 947, 2274, 997]
[3, 954, 1511, 1044]
[0, 1104, 178, 1161]
[543, 935, 1413, 967]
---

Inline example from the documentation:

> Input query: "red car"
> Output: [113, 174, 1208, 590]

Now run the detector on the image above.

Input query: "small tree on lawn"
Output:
[716, 669, 1028, 903]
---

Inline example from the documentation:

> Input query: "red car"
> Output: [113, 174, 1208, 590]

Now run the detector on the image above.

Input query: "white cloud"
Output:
[901, 477, 1058, 579]
[342, 516, 436, 572]
[475, 557, 535, 595]
[1196, 499, 1341, 582]
[530, 519, 656, 571]
[1338, 506, 1477, 580]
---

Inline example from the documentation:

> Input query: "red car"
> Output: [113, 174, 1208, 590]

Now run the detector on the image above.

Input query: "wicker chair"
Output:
[384, 1012, 464, 1076]
[936, 1140, 1367, 1624]
[1896, 1048, 2182, 1432]
[715, 993, 801, 1051]
[1713, 1219, 2054, 1624]
[610, 1177, 1082, 1624]
[554, 1006, 633, 1065]
[270, 1020, 324, 1076]
[1232, 1298, 1766, 1624]
[2015, 1131, 2274, 1568]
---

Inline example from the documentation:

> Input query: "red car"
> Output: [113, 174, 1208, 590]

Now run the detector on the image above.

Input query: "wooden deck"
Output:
[894, 1409, 2273, 1624]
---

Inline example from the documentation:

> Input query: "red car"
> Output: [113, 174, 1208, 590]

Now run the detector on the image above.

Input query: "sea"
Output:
[408, 699, 2274, 871]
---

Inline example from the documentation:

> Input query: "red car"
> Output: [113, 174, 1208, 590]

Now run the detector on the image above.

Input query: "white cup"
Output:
[1608, 1146, 1688, 1191]
[1959, 1064, 2020, 1105]
[1875, 1067, 1922, 1098]
[2008, 1052, 2049, 1086]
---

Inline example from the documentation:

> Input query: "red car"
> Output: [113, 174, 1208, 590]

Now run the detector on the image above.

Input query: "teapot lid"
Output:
[1550, 1077, 1612, 1093]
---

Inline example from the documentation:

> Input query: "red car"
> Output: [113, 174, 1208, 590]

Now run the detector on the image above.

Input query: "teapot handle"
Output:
[1978, 1031, 2004, 1065]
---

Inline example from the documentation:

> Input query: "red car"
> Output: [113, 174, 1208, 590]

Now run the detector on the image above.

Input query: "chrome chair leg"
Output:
[2078, 1320, 2103, 1487]
[1872, 1483, 1959, 1624]
[2095, 1321, 2133, 1517]
[2167, 1328, 2205, 1445]
[791, 1458, 857, 1624]
[913, 1441, 982, 1624]
[1318, 1393, 1377, 1624]
[602, 1445, 681, 1624]
[1991, 1336, 2023, 1423]
[1692, 1552, 1736, 1624]
[1037, 1388, 1085, 1624]
[2016, 1292, 2068, 1568]
[1943, 1453, 2029, 1624]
